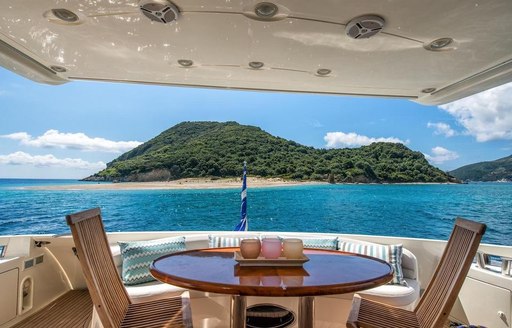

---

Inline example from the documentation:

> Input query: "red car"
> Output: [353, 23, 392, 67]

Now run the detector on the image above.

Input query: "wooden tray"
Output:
[234, 251, 309, 267]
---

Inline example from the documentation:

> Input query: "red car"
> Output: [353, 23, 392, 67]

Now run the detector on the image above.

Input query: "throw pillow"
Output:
[278, 236, 339, 250]
[338, 240, 407, 286]
[208, 235, 259, 248]
[119, 236, 186, 285]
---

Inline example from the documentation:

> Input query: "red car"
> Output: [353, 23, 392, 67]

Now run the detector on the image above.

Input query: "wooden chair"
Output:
[347, 217, 486, 328]
[66, 208, 192, 328]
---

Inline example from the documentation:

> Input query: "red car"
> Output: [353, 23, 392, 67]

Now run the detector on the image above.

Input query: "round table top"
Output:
[150, 248, 393, 297]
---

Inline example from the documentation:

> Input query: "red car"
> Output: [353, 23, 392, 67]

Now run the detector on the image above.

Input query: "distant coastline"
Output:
[20, 177, 324, 191]
[17, 177, 461, 191]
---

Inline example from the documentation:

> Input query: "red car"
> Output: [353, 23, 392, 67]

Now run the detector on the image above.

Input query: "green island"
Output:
[84, 121, 457, 183]
[449, 155, 512, 182]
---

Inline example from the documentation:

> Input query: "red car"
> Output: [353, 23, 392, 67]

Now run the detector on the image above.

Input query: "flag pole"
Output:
[234, 161, 248, 231]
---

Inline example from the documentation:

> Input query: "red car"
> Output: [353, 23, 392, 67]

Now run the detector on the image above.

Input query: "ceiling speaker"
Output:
[345, 15, 385, 39]
[139, 0, 179, 23]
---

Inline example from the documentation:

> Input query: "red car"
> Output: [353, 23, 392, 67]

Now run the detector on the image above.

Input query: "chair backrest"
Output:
[67, 208, 131, 328]
[415, 217, 486, 328]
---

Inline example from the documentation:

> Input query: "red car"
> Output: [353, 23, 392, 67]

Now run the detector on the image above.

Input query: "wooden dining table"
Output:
[150, 247, 393, 328]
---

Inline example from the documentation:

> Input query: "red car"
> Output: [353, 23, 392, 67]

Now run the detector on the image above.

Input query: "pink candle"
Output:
[261, 238, 282, 259]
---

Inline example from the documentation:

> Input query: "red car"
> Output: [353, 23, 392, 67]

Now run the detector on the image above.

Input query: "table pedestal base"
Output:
[299, 296, 315, 328]
[231, 295, 247, 328]
[230, 295, 315, 328]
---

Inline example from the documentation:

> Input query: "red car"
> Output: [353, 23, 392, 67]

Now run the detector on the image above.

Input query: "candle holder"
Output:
[239, 276, 261, 285]
[283, 238, 304, 259]
[261, 238, 282, 259]
[261, 276, 282, 286]
[240, 239, 261, 259]
[282, 276, 304, 286]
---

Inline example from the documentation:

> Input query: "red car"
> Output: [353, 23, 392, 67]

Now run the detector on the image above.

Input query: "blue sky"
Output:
[1, 67, 511, 179]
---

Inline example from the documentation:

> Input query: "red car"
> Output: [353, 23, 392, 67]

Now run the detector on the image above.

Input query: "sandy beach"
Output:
[22, 177, 325, 191]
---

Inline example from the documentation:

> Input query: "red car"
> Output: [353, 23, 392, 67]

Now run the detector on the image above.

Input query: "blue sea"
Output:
[0, 179, 511, 246]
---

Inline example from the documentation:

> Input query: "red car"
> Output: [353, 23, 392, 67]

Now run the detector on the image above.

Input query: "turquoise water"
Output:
[0, 179, 511, 245]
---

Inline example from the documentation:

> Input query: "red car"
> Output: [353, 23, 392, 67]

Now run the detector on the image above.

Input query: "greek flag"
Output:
[234, 161, 248, 231]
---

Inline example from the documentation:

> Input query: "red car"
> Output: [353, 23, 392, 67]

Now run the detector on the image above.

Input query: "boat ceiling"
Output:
[0, 0, 511, 105]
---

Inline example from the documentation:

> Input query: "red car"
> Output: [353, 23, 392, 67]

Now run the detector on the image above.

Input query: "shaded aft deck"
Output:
[12, 290, 92, 328]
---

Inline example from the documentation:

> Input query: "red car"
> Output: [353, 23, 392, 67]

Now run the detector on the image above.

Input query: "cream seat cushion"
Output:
[358, 278, 420, 308]
[126, 280, 186, 302]
[329, 278, 419, 309]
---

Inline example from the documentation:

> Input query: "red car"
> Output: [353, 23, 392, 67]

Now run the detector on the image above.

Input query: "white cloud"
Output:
[424, 146, 459, 164]
[3, 132, 30, 141]
[439, 82, 512, 142]
[1, 129, 142, 152]
[427, 122, 456, 137]
[324, 132, 408, 148]
[0, 151, 106, 170]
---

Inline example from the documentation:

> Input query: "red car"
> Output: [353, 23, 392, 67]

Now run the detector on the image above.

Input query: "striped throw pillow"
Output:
[208, 235, 259, 248]
[338, 240, 407, 286]
[279, 237, 338, 250]
[119, 236, 186, 285]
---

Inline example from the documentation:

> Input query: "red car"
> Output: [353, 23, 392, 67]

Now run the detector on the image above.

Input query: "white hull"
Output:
[1, 231, 511, 327]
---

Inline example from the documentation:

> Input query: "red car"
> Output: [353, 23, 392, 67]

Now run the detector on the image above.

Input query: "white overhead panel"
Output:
[0, 0, 511, 105]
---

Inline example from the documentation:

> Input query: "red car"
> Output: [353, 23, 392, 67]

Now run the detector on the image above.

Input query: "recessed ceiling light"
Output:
[177, 59, 193, 67]
[421, 87, 436, 93]
[249, 61, 264, 69]
[254, 2, 278, 18]
[425, 38, 454, 51]
[51, 9, 79, 23]
[50, 65, 67, 73]
[316, 68, 331, 76]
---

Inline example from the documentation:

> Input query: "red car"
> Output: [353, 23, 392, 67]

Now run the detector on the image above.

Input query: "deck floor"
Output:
[13, 290, 92, 328]
[9, 289, 456, 328]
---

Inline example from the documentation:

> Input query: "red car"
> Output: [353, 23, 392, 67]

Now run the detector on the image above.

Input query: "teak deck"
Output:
[13, 290, 92, 328]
